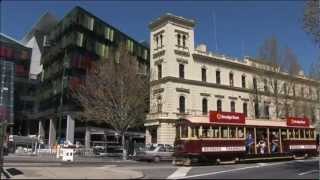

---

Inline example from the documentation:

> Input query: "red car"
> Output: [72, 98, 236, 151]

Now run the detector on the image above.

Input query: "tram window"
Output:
[294, 129, 299, 139]
[191, 126, 199, 138]
[289, 129, 294, 139]
[202, 126, 209, 138]
[181, 126, 188, 138]
[310, 130, 314, 139]
[207, 126, 213, 138]
[237, 128, 244, 138]
[305, 130, 310, 139]
[229, 127, 236, 138]
[300, 129, 305, 139]
[281, 129, 287, 140]
[212, 126, 219, 138]
[221, 127, 228, 138]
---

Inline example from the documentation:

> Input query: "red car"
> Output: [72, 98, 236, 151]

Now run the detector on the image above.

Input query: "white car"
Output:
[134, 145, 174, 162]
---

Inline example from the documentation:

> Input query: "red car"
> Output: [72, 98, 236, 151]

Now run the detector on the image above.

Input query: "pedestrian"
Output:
[256, 136, 266, 154]
[245, 133, 254, 154]
[271, 132, 279, 153]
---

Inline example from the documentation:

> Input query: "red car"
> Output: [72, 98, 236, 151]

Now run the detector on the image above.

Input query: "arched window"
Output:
[255, 102, 260, 118]
[253, 77, 257, 90]
[265, 104, 270, 119]
[229, 72, 234, 87]
[177, 34, 181, 46]
[160, 34, 163, 47]
[242, 75, 246, 88]
[157, 96, 162, 113]
[156, 36, 159, 48]
[179, 96, 185, 113]
[179, 64, 185, 79]
[201, 67, 206, 82]
[202, 98, 208, 115]
[182, 35, 186, 47]
[217, 100, 222, 112]
[243, 103, 248, 117]
[216, 70, 221, 84]
[264, 79, 268, 92]
[231, 101, 235, 112]
[157, 64, 162, 79]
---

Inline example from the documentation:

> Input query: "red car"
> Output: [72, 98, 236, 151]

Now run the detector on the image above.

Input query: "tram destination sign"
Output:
[287, 117, 310, 127]
[209, 111, 245, 124]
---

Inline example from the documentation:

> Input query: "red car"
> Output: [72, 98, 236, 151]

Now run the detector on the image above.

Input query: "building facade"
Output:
[37, 6, 149, 146]
[0, 33, 38, 135]
[145, 14, 320, 145]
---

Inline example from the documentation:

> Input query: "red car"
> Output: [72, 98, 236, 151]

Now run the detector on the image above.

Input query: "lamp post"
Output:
[57, 51, 69, 144]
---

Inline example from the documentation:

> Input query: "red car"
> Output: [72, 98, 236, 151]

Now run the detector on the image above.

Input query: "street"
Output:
[3, 156, 319, 179]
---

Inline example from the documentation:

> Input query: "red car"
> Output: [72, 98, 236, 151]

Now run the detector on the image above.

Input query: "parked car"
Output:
[134, 144, 174, 162]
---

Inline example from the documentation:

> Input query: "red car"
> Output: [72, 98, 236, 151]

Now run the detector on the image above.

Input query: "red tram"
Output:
[173, 111, 317, 166]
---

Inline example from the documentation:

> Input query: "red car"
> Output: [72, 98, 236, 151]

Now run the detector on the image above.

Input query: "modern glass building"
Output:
[0, 60, 14, 124]
[0, 33, 36, 135]
[37, 6, 149, 146]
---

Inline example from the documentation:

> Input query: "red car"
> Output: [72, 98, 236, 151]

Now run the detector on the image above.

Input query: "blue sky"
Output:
[1, 0, 318, 73]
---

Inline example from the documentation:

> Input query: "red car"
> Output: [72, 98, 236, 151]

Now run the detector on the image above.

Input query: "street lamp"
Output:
[57, 50, 69, 144]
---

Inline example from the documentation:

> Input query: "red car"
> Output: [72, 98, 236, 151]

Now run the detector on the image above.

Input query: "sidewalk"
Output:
[4, 154, 136, 164]
[5, 166, 144, 179]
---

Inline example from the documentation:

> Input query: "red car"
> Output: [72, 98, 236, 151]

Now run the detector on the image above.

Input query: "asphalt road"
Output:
[4, 156, 319, 179]
[178, 159, 319, 179]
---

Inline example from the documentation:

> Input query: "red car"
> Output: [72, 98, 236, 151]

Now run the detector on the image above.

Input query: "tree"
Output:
[258, 35, 284, 119]
[72, 43, 149, 159]
[257, 37, 305, 119]
[281, 48, 301, 117]
[303, 0, 320, 46]
[309, 59, 320, 126]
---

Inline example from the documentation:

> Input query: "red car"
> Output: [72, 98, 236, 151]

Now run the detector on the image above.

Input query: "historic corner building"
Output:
[0, 33, 39, 135]
[36, 6, 149, 146]
[145, 13, 320, 146]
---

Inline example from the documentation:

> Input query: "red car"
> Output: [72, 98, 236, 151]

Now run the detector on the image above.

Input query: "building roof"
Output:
[149, 13, 196, 29]
[71, 6, 149, 49]
[21, 12, 58, 44]
[0, 33, 29, 49]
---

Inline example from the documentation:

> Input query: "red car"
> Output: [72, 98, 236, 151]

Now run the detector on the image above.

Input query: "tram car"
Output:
[173, 111, 317, 166]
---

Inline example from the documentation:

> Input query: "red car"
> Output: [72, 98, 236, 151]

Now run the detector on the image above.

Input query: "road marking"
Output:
[167, 167, 192, 179]
[257, 163, 267, 166]
[175, 160, 310, 179]
[298, 170, 318, 176]
[176, 165, 260, 179]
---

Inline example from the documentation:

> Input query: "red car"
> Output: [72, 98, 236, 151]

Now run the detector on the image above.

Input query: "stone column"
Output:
[66, 114, 75, 144]
[145, 128, 151, 145]
[38, 120, 45, 138]
[48, 118, 56, 146]
[85, 126, 91, 149]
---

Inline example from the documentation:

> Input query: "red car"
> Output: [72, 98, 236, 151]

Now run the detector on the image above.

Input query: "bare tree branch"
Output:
[71, 42, 149, 159]
[303, 0, 320, 46]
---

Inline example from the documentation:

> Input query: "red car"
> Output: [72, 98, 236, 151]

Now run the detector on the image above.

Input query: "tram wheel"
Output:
[154, 156, 160, 163]
[216, 158, 221, 165]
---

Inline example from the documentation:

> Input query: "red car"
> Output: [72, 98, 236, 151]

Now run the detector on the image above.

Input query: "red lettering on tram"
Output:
[209, 111, 245, 124]
[287, 117, 310, 127]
